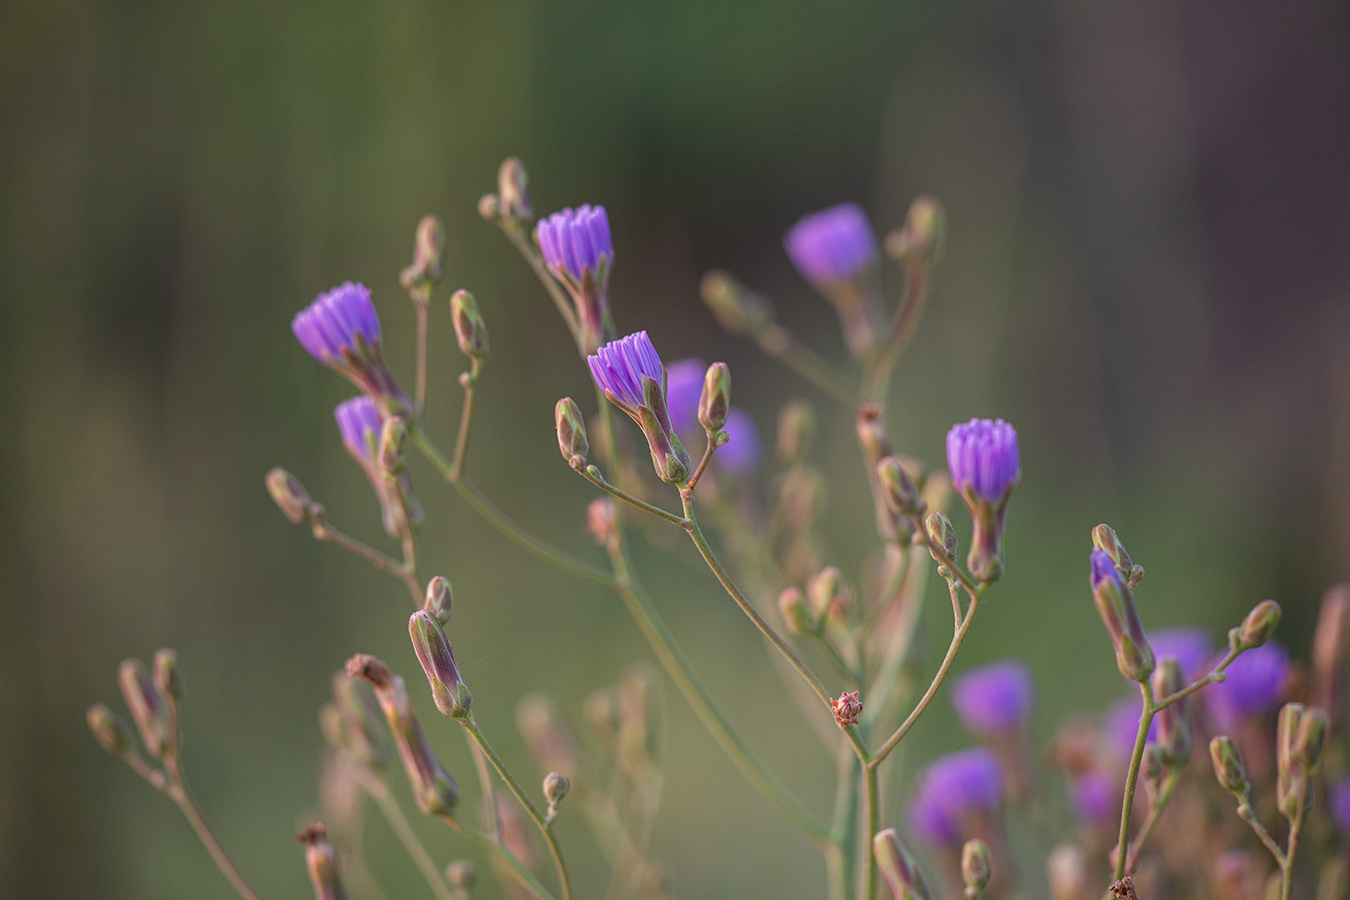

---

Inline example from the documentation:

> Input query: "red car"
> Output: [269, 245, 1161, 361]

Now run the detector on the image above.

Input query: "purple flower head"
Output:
[1148, 627, 1214, 681]
[715, 408, 761, 475]
[335, 397, 421, 538]
[907, 747, 1003, 845]
[587, 332, 691, 484]
[1090, 549, 1121, 591]
[784, 203, 879, 284]
[947, 419, 1021, 504]
[951, 659, 1035, 737]
[1106, 697, 1158, 762]
[664, 358, 707, 436]
[537, 205, 613, 351]
[1331, 777, 1350, 835]
[1069, 770, 1118, 828]
[293, 282, 410, 415]
[1208, 642, 1290, 730]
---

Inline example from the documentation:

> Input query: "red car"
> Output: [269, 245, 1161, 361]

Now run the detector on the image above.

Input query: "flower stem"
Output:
[1112, 682, 1156, 882]
[449, 359, 481, 480]
[859, 758, 879, 900]
[436, 813, 558, 900]
[312, 521, 421, 604]
[357, 771, 455, 900]
[159, 755, 263, 900]
[578, 464, 688, 527]
[1237, 802, 1286, 867]
[1281, 813, 1304, 900]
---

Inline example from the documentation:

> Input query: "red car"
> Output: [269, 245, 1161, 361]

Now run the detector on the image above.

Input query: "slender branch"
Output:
[827, 743, 859, 900]
[1123, 770, 1178, 873]
[436, 813, 558, 900]
[313, 521, 421, 604]
[1155, 647, 1241, 708]
[501, 226, 581, 344]
[578, 464, 689, 527]
[158, 756, 263, 900]
[859, 759, 879, 900]
[1237, 802, 1287, 867]
[467, 734, 502, 842]
[754, 324, 858, 406]
[681, 429, 720, 497]
[1112, 682, 1156, 882]
[357, 771, 455, 900]
[449, 360, 481, 480]
[1281, 813, 1304, 900]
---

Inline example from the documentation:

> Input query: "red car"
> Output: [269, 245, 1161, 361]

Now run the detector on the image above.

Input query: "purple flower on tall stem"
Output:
[587, 332, 691, 485]
[946, 418, 1020, 582]
[293, 282, 411, 416]
[784, 203, 883, 358]
[335, 397, 420, 538]
[951, 660, 1035, 738]
[537, 205, 614, 352]
[907, 747, 1003, 845]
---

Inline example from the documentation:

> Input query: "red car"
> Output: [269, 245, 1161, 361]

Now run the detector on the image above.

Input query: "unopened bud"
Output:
[445, 859, 477, 892]
[555, 397, 589, 466]
[451, 290, 489, 361]
[118, 658, 168, 759]
[776, 399, 815, 465]
[1311, 585, 1350, 726]
[1091, 550, 1154, 683]
[1142, 743, 1168, 805]
[1293, 707, 1328, 769]
[1237, 600, 1281, 651]
[806, 566, 843, 621]
[874, 827, 931, 900]
[298, 823, 349, 900]
[877, 456, 922, 518]
[477, 193, 500, 223]
[378, 416, 409, 477]
[830, 691, 862, 728]
[699, 269, 774, 336]
[543, 771, 570, 805]
[778, 587, 815, 635]
[424, 576, 452, 626]
[926, 511, 958, 560]
[1151, 659, 1191, 765]
[1210, 735, 1250, 799]
[698, 362, 731, 432]
[961, 839, 992, 900]
[87, 703, 134, 756]
[497, 157, 533, 225]
[1047, 844, 1088, 900]
[1091, 524, 1133, 574]
[267, 467, 323, 525]
[409, 610, 471, 718]
[400, 214, 447, 293]
[152, 648, 183, 706]
[885, 195, 946, 266]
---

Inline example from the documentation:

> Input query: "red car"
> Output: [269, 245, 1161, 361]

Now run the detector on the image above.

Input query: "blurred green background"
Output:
[3, 0, 1349, 897]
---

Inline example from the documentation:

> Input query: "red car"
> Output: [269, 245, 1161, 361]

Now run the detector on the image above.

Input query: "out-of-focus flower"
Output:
[1091, 549, 1154, 683]
[947, 419, 1020, 582]
[664, 358, 706, 435]
[537, 205, 613, 351]
[715, 409, 760, 475]
[1105, 697, 1158, 763]
[1148, 627, 1213, 681]
[1329, 776, 1350, 835]
[1067, 770, 1117, 829]
[908, 748, 1003, 845]
[293, 282, 410, 415]
[335, 397, 421, 538]
[951, 660, 1035, 738]
[1208, 642, 1290, 731]
[587, 332, 690, 484]
[784, 203, 883, 357]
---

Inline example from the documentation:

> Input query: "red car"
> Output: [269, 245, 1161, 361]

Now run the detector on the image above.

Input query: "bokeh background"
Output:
[3, 0, 1349, 898]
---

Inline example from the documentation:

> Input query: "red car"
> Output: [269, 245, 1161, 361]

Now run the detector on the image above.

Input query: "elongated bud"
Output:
[267, 467, 324, 525]
[118, 658, 168, 759]
[885, 196, 946, 266]
[1210, 735, 1250, 799]
[400, 215, 448, 293]
[700, 269, 775, 337]
[378, 416, 409, 478]
[555, 397, 589, 466]
[1142, 743, 1168, 805]
[877, 456, 923, 518]
[778, 587, 815, 635]
[806, 566, 842, 621]
[451, 290, 489, 361]
[1276, 702, 1305, 818]
[698, 362, 731, 432]
[1311, 585, 1350, 726]
[874, 827, 932, 900]
[961, 839, 993, 900]
[1236, 600, 1282, 651]
[858, 404, 906, 542]
[543, 771, 570, 805]
[152, 648, 183, 706]
[409, 610, 471, 718]
[87, 703, 134, 755]
[1091, 524, 1133, 574]
[1091, 549, 1155, 682]
[298, 823, 349, 900]
[445, 860, 477, 893]
[1293, 707, 1328, 769]
[424, 576, 452, 626]
[776, 399, 815, 465]
[497, 157, 533, 225]
[331, 674, 391, 771]
[926, 511, 958, 561]
[1151, 659, 1191, 765]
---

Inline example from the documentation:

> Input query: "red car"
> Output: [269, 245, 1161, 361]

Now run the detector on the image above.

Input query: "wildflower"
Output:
[1208, 642, 1289, 732]
[537, 205, 614, 351]
[1067, 770, 1117, 829]
[335, 397, 421, 539]
[663, 358, 707, 435]
[908, 747, 1003, 845]
[947, 419, 1020, 581]
[1091, 548, 1154, 682]
[587, 332, 690, 484]
[292, 282, 411, 416]
[716, 409, 761, 475]
[1330, 776, 1350, 835]
[784, 203, 883, 357]
[951, 660, 1035, 738]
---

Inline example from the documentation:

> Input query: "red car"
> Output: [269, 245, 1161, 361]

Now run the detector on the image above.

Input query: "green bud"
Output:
[699, 269, 774, 337]
[874, 827, 932, 900]
[1210, 735, 1250, 799]
[961, 839, 992, 900]
[806, 566, 843, 622]
[1091, 524, 1133, 574]
[497, 157, 533, 225]
[266, 467, 323, 526]
[409, 610, 471, 718]
[378, 415, 409, 478]
[1277, 702, 1306, 819]
[1237, 599, 1281, 650]
[1092, 562, 1155, 683]
[555, 397, 589, 466]
[776, 399, 815, 465]
[885, 195, 946, 266]
[1151, 659, 1191, 765]
[424, 576, 452, 626]
[877, 455, 923, 518]
[118, 658, 168, 759]
[543, 771, 570, 805]
[450, 289, 489, 361]
[1293, 706, 1328, 770]
[152, 648, 183, 706]
[926, 511, 958, 561]
[778, 587, 815, 635]
[698, 362, 731, 432]
[87, 703, 134, 756]
[400, 214, 447, 293]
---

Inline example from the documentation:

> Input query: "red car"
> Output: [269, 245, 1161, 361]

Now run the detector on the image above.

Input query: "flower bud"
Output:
[450, 290, 489, 361]
[586, 497, 616, 548]
[477, 193, 500, 223]
[555, 397, 589, 466]
[1311, 585, 1350, 727]
[699, 269, 774, 337]
[1277, 702, 1328, 820]
[806, 566, 843, 622]
[776, 399, 815, 465]
[424, 576, 452, 626]
[378, 415, 409, 478]
[885, 195, 946, 266]
[267, 467, 323, 526]
[87, 703, 134, 756]
[961, 839, 992, 900]
[543, 771, 570, 805]
[778, 587, 815, 635]
[152, 648, 183, 706]
[445, 860, 477, 892]
[331, 673, 391, 770]
[118, 658, 169, 759]
[1210, 735, 1250, 799]
[874, 827, 931, 900]
[698, 362, 731, 432]
[926, 511, 958, 561]
[497, 157, 533, 225]
[858, 405, 907, 543]
[1091, 524, 1133, 574]
[877, 455, 923, 518]
[1091, 549, 1155, 683]
[297, 823, 349, 900]
[1237, 600, 1281, 651]
[400, 214, 447, 292]
[1142, 743, 1168, 805]
[409, 610, 471, 718]
[1151, 659, 1191, 765]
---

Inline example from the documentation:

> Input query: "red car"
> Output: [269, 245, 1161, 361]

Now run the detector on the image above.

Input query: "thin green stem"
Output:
[449, 360, 481, 480]
[578, 464, 688, 527]
[358, 772, 455, 900]
[828, 743, 859, 900]
[159, 756, 263, 900]
[681, 429, 720, 497]
[1281, 813, 1303, 900]
[1237, 802, 1287, 867]
[436, 813, 557, 900]
[870, 591, 983, 765]
[1123, 770, 1178, 873]
[467, 735, 502, 842]
[1112, 682, 1156, 882]
[463, 718, 573, 900]
[859, 759, 879, 900]
[755, 324, 858, 406]
[313, 521, 421, 604]
[1155, 647, 1241, 708]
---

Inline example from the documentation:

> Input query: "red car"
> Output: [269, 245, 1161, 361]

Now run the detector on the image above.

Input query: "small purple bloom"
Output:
[907, 747, 1003, 845]
[951, 659, 1035, 737]
[293, 282, 409, 414]
[664, 357, 707, 435]
[784, 203, 879, 284]
[1068, 770, 1118, 828]
[1208, 642, 1290, 730]
[1330, 777, 1350, 835]
[335, 397, 420, 538]
[1148, 627, 1214, 681]
[947, 419, 1021, 504]
[715, 408, 761, 475]
[537, 205, 612, 281]
[1090, 549, 1120, 591]
[587, 332, 691, 484]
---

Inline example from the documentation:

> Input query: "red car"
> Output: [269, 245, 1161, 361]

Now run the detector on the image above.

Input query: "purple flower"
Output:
[907, 747, 1003, 845]
[293, 282, 410, 414]
[335, 397, 420, 538]
[1208, 642, 1290, 730]
[945, 418, 1020, 582]
[664, 357, 707, 435]
[951, 660, 1035, 737]
[1149, 627, 1214, 681]
[537, 205, 613, 351]
[716, 409, 761, 475]
[1331, 777, 1350, 835]
[1068, 770, 1118, 828]
[784, 203, 878, 284]
[587, 332, 691, 485]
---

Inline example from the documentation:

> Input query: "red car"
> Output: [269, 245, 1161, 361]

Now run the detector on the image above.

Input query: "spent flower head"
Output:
[587, 331, 691, 484]
[292, 282, 410, 415]
[946, 418, 1020, 581]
